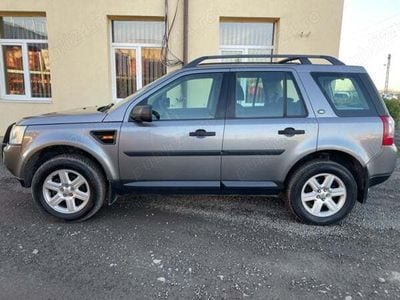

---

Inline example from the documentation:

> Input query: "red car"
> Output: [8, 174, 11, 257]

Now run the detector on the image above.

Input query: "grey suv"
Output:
[2, 55, 397, 225]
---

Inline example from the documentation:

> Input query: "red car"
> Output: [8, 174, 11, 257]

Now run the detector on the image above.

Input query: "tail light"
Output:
[380, 115, 395, 146]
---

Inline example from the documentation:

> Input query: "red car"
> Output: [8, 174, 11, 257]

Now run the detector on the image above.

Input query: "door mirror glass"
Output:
[131, 104, 153, 122]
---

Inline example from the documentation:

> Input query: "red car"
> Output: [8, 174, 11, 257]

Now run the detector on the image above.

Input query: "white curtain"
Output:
[112, 20, 164, 44]
[1, 16, 48, 40]
[220, 22, 274, 46]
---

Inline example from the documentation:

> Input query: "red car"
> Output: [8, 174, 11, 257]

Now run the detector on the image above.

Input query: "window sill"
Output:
[0, 98, 52, 104]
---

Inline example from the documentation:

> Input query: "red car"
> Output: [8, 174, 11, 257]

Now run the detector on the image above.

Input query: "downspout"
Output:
[183, 0, 189, 65]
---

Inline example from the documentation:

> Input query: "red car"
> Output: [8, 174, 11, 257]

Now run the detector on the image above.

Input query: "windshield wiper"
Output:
[97, 103, 114, 112]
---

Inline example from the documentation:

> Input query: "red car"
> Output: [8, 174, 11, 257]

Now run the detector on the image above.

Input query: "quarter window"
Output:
[111, 20, 166, 100]
[234, 72, 306, 118]
[312, 73, 375, 116]
[139, 73, 223, 120]
[219, 21, 275, 61]
[0, 16, 51, 100]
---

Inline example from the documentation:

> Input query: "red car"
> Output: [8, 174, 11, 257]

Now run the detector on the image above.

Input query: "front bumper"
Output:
[2, 123, 27, 184]
[2, 143, 24, 180]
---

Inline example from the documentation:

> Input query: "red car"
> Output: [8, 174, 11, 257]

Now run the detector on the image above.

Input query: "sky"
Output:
[339, 0, 400, 92]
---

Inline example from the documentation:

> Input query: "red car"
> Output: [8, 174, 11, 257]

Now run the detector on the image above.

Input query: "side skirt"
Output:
[109, 180, 283, 199]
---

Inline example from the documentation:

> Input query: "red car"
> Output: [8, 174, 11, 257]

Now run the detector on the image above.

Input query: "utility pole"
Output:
[384, 54, 391, 94]
[183, 0, 189, 65]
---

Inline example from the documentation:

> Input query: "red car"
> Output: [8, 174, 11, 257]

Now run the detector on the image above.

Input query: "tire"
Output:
[31, 154, 106, 221]
[286, 160, 357, 225]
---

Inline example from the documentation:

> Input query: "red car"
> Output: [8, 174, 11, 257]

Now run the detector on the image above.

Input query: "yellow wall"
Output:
[0, 0, 344, 134]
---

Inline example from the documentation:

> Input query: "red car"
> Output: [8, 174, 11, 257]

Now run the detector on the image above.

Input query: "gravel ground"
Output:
[0, 135, 399, 299]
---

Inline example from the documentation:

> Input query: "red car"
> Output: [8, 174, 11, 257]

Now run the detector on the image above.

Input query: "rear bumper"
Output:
[358, 145, 396, 203]
[366, 145, 397, 182]
[369, 173, 392, 187]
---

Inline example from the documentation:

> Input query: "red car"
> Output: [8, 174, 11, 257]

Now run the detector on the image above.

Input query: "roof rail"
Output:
[184, 54, 345, 68]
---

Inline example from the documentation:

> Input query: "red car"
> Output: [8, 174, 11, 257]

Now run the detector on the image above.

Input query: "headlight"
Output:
[9, 125, 26, 145]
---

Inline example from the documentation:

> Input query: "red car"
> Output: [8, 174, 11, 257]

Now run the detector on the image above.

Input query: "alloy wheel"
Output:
[42, 169, 91, 214]
[301, 173, 347, 218]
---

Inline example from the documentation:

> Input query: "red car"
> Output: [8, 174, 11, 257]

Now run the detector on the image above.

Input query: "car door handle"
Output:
[189, 129, 216, 137]
[278, 127, 305, 136]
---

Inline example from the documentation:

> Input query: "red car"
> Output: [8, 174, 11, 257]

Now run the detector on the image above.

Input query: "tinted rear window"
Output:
[312, 73, 378, 117]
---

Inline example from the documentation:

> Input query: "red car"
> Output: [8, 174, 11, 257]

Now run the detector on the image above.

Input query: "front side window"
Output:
[235, 72, 306, 118]
[138, 73, 223, 120]
[219, 21, 275, 61]
[312, 73, 375, 116]
[0, 16, 51, 99]
[111, 20, 166, 100]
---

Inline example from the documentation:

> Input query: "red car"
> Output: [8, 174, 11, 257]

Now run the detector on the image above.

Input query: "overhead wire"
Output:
[161, 0, 184, 67]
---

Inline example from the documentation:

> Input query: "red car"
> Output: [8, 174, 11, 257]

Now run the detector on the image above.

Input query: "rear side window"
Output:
[234, 72, 307, 118]
[312, 73, 377, 117]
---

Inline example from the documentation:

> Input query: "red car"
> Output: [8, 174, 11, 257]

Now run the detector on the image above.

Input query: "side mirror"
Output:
[131, 105, 153, 122]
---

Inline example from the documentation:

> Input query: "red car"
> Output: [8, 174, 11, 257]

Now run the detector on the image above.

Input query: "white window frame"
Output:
[0, 38, 51, 102]
[219, 21, 276, 60]
[219, 45, 274, 58]
[111, 42, 163, 102]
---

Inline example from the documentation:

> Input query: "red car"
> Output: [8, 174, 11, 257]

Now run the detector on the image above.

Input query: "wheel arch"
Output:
[284, 150, 368, 203]
[22, 144, 112, 188]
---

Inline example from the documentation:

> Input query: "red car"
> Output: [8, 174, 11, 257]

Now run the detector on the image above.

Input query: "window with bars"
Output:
[0, 16, 51, 100]
[111, 20, 166, 100]
[219, 21, 275, 61]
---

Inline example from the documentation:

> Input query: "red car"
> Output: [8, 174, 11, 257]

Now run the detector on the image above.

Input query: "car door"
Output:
[221, 70, 318, 191]
[119, 71, 227, 190]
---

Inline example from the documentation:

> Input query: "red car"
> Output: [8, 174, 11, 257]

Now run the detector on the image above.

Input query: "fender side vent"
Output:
[91, 130, 117, 145]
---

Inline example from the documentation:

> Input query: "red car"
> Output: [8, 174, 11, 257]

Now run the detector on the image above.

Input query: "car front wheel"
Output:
[32, 154, 106, 221]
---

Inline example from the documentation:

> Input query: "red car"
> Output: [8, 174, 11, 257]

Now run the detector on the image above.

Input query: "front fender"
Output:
[19, 123, 121, 182]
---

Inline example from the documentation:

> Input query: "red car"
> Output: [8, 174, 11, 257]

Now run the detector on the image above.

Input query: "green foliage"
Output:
[384, 99, 400, 127]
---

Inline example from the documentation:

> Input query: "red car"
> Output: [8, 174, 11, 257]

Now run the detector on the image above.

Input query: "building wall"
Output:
[0, 0, 344, 134]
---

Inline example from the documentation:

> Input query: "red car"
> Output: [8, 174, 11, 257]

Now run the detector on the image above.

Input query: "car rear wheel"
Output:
[32, 154, 106, 221]
[286, 160, 357, 225]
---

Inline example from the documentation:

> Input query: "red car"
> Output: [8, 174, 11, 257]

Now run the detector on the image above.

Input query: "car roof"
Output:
[181, 63, 366, 74]
[180, 55, 367, 73]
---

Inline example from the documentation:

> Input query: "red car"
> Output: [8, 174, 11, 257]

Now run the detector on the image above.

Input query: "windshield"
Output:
[108, 71, 178, 112]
